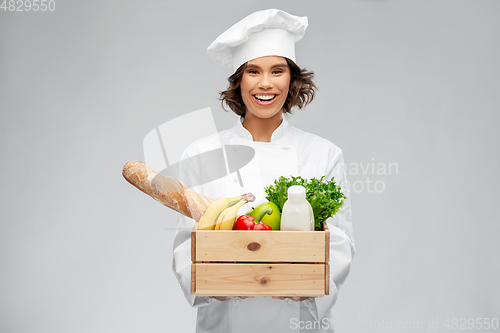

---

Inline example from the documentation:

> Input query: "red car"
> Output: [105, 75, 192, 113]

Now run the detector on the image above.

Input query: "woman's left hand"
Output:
[211, 296, 255, 301]
[272, 296, 313, 302]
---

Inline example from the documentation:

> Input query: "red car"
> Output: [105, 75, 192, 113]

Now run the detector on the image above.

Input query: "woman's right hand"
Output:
[211, 296, 232, 301]
[211, 296, 254, 301]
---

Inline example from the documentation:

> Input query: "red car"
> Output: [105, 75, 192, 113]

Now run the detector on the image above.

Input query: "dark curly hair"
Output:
[219, 58, 317, 116]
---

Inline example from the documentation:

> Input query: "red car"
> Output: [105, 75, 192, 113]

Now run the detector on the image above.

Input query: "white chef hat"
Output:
[207, 9, 308, 72]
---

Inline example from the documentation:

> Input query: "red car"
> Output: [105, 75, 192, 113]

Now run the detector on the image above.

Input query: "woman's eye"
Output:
[273, 70, 283, 74]
[248, 70, 258, 74]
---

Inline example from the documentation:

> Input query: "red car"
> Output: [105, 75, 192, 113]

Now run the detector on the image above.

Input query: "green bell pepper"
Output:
[245, 201, 281, 230]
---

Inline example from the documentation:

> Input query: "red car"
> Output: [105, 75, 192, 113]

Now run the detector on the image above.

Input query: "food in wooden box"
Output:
[191, 222, 330, 297]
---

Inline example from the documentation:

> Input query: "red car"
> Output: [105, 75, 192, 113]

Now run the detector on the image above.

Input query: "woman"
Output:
[172, 9, 354, 332]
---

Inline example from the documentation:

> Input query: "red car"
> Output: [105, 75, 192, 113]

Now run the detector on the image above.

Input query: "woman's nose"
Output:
[258, 74, 273, 89]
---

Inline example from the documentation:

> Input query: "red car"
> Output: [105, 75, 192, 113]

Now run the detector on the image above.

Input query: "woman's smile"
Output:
[252, 93, 278, 106]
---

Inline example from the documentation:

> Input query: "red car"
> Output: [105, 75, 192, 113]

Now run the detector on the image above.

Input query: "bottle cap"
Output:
[288, 185, 306, 201]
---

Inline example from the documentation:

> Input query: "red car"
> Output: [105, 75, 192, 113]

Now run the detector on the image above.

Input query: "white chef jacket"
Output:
[172, 116, 355, 333]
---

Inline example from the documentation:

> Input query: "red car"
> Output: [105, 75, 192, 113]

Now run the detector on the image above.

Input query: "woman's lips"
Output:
[252, 94, 277, 106]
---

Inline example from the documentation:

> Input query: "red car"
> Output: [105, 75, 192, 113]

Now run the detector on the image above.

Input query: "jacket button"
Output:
[287, 299, 292, 304]
[282, 146, 289, 150]
[236, 299, 241, 305]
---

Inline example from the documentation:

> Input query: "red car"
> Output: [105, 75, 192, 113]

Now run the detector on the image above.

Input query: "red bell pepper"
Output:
[235, 215, 272, 230]
[253, 222, 272, 230]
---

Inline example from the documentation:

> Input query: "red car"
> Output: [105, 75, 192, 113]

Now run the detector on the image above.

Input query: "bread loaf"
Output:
[122, 161, 212, 221]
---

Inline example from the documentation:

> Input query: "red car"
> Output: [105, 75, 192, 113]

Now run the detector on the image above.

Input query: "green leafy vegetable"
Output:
[264, 176, 346, 231]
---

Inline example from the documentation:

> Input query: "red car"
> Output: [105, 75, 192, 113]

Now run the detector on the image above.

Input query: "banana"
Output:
[213, 208, 230, 231]
[198, 196, 238, 230]
[214, 199, 248, 230]
[214, 208, 228, 231]
[198, 194, 254, 230]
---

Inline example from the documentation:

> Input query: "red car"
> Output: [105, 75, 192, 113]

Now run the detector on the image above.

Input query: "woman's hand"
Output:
[211, 296, 254, 301]
[272, 296, 314, 302]
[211, 296, 232, 302]
[211, 296, 313, 302]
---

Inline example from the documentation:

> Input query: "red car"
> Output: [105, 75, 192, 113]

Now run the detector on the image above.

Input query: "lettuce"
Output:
[264, 176, 346, 231]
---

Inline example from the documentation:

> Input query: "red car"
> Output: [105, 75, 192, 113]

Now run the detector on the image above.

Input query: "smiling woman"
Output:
[239, 56, 291, 142]
[172, 8, 355, 333]
[242, 56, 290, 114]
[220, 56, 316, 142]
[220, 57, 316, 117]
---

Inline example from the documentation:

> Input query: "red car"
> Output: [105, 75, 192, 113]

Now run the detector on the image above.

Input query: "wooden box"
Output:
[190, 223, 330, 297]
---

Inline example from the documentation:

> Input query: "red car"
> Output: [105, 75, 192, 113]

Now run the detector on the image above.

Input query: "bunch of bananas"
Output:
[198, 193, 255, 230]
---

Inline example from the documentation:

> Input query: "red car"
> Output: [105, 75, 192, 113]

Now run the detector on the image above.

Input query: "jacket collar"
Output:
[234, 116, 289, 142]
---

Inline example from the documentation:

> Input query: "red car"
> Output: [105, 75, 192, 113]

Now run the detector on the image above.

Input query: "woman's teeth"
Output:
[254, 94, 276, 101]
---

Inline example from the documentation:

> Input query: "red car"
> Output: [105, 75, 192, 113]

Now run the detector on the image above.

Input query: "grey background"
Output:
[1, 0, 499, 332]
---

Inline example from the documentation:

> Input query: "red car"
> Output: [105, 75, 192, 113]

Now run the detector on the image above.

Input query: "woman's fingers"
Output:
[271, 296, 310, 301]
[213, 296, 313, 301]
[212, 296, 255, 301]
[212, 296, 233, 301]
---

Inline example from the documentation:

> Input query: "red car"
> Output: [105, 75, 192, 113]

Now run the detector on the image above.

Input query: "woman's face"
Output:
[240, 56, 291, 119]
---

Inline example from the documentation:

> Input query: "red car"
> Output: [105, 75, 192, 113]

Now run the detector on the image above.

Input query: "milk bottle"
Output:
[280, 185, 314, 231]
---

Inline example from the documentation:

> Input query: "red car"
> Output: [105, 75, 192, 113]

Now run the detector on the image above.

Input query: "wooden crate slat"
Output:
[191, 263, 196, 294]
[324, 223, 330, 263]
[191, 223, 197, 262]
[325, 262, 329, 296]
[195, 263, 326, 296]
[195, 230, 326, 262]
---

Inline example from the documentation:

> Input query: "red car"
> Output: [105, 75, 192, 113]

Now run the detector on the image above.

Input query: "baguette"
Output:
[122, 161, 212, 221]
